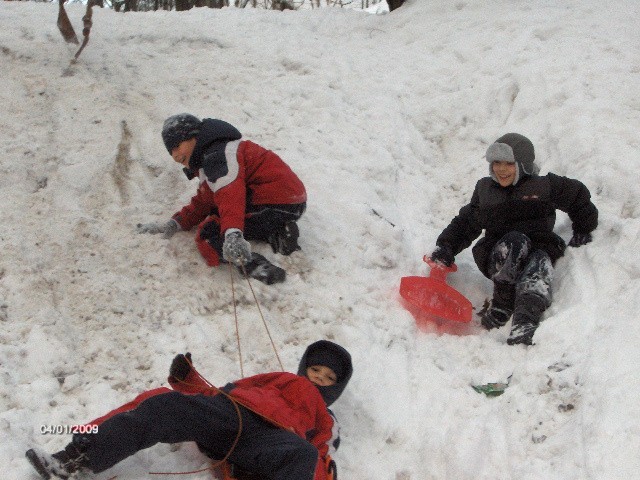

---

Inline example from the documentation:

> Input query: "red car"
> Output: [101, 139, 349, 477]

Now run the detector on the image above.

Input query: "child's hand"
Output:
[568, 232, 592, 247]
[326, 457, 337, 479]
[430, 245, 455, 267]
[223, 229, 252, 265]
[136, 219, 179, 239]
[169, 353, 192, 381]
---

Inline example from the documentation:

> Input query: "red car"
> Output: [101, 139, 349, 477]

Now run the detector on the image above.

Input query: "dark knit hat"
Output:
[298, 340, 353, 406]
[485, 132, 539, 185]
[306, 348, 347, 380]
[162, 114, 202, 153]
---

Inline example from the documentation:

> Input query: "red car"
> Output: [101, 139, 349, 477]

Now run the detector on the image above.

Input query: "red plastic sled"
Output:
[400, 256, 472, 324]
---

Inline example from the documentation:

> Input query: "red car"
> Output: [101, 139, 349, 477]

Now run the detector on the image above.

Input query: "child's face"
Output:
[306, 365, 337, 387]
[171, 138, 197, 168]
[492, 161, 517, 187]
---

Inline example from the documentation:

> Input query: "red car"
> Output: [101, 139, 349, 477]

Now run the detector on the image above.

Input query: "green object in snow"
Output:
[472, 382, 509, 397]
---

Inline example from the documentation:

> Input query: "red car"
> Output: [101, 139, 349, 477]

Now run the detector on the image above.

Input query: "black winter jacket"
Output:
[436, 173, 598, 278]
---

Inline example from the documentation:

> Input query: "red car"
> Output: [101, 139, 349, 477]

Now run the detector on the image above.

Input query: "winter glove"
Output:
[430, 244, 455, 267]
[269, 221, 301, 256]
[326, 457, 338, 480]
[222, 229, 252, 266]
[169, 352, 192, 381]
[568, 232, 592, 248]
[136, 219, 180, 239]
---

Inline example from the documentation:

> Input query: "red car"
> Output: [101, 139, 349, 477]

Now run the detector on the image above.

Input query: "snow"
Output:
[1, 0, 640, 478]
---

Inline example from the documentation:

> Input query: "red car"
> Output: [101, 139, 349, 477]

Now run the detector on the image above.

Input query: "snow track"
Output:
[1, 1, 640, 478]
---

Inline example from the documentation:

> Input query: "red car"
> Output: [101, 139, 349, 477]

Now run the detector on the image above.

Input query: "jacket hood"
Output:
[298, 340, 353, 406]
[188, 118, 242, 171]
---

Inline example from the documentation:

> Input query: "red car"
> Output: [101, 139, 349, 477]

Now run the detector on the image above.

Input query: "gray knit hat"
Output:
[162, 113, 202, 153]
[486, 133, 539, 185]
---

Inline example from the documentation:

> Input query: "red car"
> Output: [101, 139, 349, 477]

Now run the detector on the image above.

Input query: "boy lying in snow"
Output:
[429, 133, 598, 345]
[26, 340, 352, 480]
[137, 113, 307, 285]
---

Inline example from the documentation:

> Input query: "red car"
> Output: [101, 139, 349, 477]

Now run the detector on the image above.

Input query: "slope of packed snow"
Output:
[1, 0, 639, 478]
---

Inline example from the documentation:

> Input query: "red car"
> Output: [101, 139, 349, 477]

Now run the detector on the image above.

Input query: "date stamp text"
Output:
[40, 424, 98, 435]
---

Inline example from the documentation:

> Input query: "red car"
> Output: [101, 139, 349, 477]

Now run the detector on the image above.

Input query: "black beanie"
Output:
[297, 340, 353, 406]
[162, 114, 202, 153]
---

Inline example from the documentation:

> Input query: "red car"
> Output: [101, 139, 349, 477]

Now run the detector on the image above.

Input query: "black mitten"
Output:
[326, 457, 338, 480]
[568, 232, 592, 248]
[169, 352, 192, 381]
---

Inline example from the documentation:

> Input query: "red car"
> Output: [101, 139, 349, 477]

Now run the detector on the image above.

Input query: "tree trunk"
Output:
[175, 0, 191, 10]
[272, 0, 292, 9]
[123, 0, 138, 11]
[388, 0, 404, 11]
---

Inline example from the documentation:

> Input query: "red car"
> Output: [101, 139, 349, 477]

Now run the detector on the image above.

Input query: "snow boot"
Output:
[268, 220, 301, 256]
[506, 322, 538, 345]
[26, 442, 88, 479]
[239, 253, 286, 285]
[507, 292, 547, 345]
[480, 281, 515, 330]
[480, 303, 512, 330]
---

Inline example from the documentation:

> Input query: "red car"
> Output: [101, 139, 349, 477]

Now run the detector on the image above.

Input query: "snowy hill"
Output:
[1, 0, 640, 478]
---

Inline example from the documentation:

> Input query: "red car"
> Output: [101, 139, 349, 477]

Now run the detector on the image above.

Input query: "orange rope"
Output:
[239, 264, 284, 372]
[147, 258, 287, 477]
[229, 262, 245, 378]
[149, 365, 243, 477]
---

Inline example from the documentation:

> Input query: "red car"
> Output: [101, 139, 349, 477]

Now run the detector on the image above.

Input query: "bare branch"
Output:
[74, 0, 95, 61]
[57, 0, 79, 45]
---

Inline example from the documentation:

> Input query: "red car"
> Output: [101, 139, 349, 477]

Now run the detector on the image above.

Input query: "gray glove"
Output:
[222, 229, 252, 266]
[136, 219, 180, 239]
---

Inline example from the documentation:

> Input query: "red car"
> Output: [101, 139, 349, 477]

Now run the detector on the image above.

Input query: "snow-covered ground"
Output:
[1, 0, 639, 478]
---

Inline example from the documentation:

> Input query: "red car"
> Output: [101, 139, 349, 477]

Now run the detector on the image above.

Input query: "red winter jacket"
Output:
[169, 369, 335, 460]
[86, 371, 335, 480]
[172, 140, 307, 234]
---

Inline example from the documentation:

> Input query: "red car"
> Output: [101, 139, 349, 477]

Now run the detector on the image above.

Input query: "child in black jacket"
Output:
[429, 133, 598, 345]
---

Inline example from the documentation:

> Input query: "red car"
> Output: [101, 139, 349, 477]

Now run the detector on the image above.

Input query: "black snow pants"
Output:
[200, 202, 306, 254]
[487, 231, 553, 327]
[80, 391, 318, 480]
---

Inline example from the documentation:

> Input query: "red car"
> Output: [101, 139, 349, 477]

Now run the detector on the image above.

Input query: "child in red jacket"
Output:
[26, 340, 352, 480]
[137, 114, 307, 285]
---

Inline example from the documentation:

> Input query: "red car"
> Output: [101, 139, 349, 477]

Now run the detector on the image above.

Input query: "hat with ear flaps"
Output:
[298, 340, 353, 406]
[485, 132, 539, 185]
